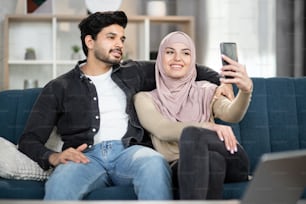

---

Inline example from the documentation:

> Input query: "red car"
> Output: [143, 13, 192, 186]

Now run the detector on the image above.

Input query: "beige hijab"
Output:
[150, 31, 217, 123]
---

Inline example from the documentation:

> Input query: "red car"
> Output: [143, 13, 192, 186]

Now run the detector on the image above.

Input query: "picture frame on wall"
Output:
[15, 0, 86, 15]
[27, 0, 50, 13]
[15, 0, 52, 14]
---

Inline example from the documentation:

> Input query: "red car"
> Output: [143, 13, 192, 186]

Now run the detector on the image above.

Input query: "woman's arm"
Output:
[214, 55, 253, 123]
[213, 90, 252, 123]
[134, 92, 239, 153]
[134, 92, 205, 142]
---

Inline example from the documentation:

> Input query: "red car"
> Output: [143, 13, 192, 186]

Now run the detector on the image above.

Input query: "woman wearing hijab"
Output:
[134, 31, 253, 200]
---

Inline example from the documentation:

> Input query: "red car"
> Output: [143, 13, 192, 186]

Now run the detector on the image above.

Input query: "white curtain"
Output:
[276, 0, 305, 77]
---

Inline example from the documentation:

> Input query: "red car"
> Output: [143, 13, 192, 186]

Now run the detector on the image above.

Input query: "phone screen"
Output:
[220, 42, 238, 65]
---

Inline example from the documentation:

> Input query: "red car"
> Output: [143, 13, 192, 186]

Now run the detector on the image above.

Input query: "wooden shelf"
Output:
[8, 60, 53, 65]
[3, 14, 194, 90]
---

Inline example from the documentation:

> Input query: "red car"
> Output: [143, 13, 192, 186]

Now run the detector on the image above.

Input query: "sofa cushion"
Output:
[0, 137, 51, 181]
[223, 181, 248, 199]
[0, 127, 62, 181]
[0, 88, 41, 144]
[226, 78, 306, 173]
[266, 78, 299, 151]
[0, 178, 45, 199]
[0, 177, 137, 200]
[295, 78, 306, 149]
[84, 186, 137, 200]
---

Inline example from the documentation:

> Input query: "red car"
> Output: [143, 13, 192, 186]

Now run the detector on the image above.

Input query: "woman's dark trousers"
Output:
[173, 126, 249, 200]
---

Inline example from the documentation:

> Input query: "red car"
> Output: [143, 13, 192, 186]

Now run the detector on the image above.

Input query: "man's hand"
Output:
[49, 143, 90, 167]
[215, 83, 234, 101]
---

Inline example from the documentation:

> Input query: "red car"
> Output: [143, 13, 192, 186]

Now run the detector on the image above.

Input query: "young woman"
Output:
[134, 31, 253, 200]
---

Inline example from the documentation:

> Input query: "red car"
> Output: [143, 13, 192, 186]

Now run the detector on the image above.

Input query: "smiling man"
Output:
[18, 11, 172, 200]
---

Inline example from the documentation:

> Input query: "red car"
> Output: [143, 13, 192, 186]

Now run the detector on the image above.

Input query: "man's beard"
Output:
[94, 48, 122, 65]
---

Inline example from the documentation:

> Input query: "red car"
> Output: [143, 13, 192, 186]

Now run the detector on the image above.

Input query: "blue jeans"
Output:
[44, 140, 172, 200]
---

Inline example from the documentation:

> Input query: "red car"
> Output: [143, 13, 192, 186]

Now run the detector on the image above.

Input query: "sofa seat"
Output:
[0, 178, 44, 199]
[0, 178, 137, 200]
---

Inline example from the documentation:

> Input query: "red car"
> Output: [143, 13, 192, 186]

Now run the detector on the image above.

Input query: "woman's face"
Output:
[162, 42, 191, 79]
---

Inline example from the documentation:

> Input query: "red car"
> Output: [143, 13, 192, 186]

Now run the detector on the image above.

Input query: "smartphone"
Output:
[220, 42, 238, 78]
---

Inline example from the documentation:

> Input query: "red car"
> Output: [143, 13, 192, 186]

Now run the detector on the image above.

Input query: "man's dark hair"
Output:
[78, 11, 128, 56]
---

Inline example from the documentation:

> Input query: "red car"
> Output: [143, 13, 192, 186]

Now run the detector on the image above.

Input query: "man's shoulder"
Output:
[120, 60, 155, 69]
[42, 68, 79, 92]
[114, 60, 156, 80]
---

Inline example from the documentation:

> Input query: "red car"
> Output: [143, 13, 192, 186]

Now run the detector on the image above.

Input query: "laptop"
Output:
[241, 149, 306, 204]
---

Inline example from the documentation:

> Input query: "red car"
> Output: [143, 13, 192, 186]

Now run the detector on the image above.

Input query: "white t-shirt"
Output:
[86, 68, 128, 144]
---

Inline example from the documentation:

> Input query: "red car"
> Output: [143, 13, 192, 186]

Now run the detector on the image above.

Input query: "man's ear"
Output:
[84, 35, 94, 50]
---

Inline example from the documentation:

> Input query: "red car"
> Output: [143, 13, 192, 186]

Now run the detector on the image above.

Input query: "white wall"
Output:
[0, 0, 278, 90]
[177, 0, 276, 77]
[204, 0, 276, 77]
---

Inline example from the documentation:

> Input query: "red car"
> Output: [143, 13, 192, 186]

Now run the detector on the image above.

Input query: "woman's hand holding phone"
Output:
[220, 55, 253, 93]
[219, 42, 253, 93]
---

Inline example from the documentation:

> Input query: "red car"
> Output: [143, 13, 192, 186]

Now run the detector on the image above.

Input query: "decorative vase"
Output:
[24, 79, 38, 89]
[25, 49, 36, 60]
[71, 52, 81, 60]
[147, 0, 166, 16]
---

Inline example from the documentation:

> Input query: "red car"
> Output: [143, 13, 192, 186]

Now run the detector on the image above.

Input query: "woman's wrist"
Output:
[241, 80, 253, 93]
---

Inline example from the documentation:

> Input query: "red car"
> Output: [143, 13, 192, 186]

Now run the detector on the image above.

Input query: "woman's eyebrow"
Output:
[165, 47, 175, 50]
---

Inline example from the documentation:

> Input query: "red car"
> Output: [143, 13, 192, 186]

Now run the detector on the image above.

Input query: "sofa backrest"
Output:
[218, 77, 306, 172]
[1, 77, 306, 173]
[0, 88, 41, 144]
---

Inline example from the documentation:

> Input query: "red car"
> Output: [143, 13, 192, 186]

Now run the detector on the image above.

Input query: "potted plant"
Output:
[71, 45, 81, 60]
[25, 47, 36, 60]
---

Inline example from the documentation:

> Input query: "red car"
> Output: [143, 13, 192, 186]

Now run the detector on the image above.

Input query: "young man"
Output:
[18, 11, 226, 200]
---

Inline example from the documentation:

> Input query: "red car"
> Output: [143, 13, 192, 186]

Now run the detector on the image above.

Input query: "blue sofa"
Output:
[0, 77, 306, 200]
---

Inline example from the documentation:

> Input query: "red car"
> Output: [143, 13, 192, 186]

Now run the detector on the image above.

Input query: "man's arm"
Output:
[196, 65, 221, 85]
[126, 60, 221, 87]
[122, 60, 233, 99]
[196, 65, 234, 100]
[18, 85, 59, 170]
